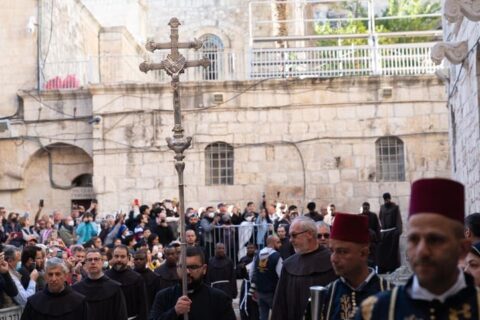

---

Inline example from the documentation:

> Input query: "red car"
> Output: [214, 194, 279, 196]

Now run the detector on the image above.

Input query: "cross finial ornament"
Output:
[140, 18, 209, 80]
[139, 19, 209, 320]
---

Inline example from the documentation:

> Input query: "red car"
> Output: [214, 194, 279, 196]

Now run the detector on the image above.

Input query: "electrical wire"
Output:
[447, 34, 480, 102]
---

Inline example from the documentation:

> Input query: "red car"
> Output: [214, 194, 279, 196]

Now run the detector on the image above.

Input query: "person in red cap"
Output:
[320, 213, 392, 320]
[357, 178, 479, 320]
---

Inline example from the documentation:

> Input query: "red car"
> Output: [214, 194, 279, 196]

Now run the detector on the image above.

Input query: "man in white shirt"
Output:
[4, 246, 37, 306]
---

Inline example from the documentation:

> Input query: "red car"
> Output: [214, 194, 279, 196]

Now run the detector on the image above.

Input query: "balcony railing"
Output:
[249, 43, 439, 79]
[39, 43, 440, 90]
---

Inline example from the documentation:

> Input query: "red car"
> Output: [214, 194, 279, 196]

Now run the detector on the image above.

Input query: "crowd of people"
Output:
[0, 177, 479, 319]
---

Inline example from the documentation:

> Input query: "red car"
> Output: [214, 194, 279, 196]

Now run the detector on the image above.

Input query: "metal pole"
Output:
[167, 80, 191, 320]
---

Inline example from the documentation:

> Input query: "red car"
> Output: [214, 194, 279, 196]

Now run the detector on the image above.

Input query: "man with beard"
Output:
[237, 243, 259, 320]
[155, 245, 180, 290]
[105, 245, 148, 320]
[21, 258, 88, 320]
[133, 249, 160, 312]
[377, 192, 402, 273]
[357, 178, 478, 319]
[72, 249, 127, 320]
[320, 213, 391, 320]
[206, 242, 237, 299]
[149, 246, 236, 320]
[271, 216, 336, 320]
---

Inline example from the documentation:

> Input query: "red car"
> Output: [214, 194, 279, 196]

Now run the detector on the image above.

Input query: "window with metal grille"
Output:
[375, 136, 405, 181]
[200, 34, 224, 80]
[205, 142, 234, 185]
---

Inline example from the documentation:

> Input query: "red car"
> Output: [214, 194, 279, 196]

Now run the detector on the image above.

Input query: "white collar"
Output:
[410, 269, 466, 303]
[340, 268, 376, 291]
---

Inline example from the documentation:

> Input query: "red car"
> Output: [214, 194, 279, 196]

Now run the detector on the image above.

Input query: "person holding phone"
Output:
[76, 212, 98, 245]
[19, 246, 45, 292]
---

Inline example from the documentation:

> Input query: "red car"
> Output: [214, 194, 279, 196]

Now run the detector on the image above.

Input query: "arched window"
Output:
[72, 174, 93, 187]
[205, 142, 234, 185]
[200, 34, 224, 80]
[375, 137, 405, 181]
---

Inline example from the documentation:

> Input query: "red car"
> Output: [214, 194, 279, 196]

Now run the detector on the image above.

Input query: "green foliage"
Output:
[314, 0, 441, 46]
[376, 0, 441, 44]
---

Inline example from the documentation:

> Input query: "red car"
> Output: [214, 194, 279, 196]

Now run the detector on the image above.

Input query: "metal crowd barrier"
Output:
[0, 306, 22, 319]
[201, 223, 275, 268]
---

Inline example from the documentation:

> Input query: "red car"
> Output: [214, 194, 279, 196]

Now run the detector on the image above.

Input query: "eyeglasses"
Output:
[85, 257, 102, 263]
[177, 264, 203, 270]
[289, 230, 309, 239]
[318, 233, 330, 239]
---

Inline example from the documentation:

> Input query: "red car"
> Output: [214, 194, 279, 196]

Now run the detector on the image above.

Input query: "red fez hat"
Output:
[409, 178, 464, 224]
[331, 213, 369, 243]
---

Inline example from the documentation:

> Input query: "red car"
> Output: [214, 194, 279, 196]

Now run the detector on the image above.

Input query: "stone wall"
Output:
[39, 0, 101, 88]
[0, 89, 93, 213]
[0, 1, 38, 117]
[90, 75, 450, 218]
[443, 18, 480, 214]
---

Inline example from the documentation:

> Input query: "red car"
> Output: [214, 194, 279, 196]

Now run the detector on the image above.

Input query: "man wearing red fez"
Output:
[321, 213, 392, 320]
[357, 178, 479, 320]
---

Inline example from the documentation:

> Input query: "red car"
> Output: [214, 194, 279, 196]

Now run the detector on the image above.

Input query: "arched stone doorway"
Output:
[15, 143, 93, 214]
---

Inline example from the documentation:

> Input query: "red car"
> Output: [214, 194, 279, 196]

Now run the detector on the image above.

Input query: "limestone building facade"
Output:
[433, 1, 480, 214]
[0, 0, 450, 218]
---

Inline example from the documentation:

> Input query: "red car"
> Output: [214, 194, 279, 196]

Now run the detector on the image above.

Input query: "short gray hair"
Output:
[315, 221, 331, 231]
[45, 257, 69, 273]
[4, 246, 20, 262]
[291, 216, 317, 236]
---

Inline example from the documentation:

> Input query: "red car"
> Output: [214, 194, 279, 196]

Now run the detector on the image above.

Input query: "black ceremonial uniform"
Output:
[322, 271, 391, 320]
[356, 273, 479, 320]
[72, 275, 128, 320]
[149, 283, 236, 320]
[21, 286, 88, 320]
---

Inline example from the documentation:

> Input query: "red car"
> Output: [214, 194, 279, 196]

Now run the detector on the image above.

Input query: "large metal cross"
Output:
[139, 17, 209, 316]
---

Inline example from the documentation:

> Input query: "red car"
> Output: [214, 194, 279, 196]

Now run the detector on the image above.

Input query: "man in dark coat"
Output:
[360, 202, 381, 268]
[149, 246, 235, 320]
[277, 225, 295, 260]
[377, 192, 403, 273]
[155, 245, 180, 290]
[0, 251, 18, 308]
[358, 178, 478, 320]
[134, 249, 161, 312]
[72, 249, 127, 320]
[237, 243, 259, 320]
[271, 216, 337, 320]
[321, 213, 392, 320]
[21, 257, 88, 320]
[106, 245, 148, 320]
[206, 242, 237, 299]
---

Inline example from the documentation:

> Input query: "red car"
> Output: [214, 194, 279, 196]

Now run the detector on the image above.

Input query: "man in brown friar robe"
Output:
[271, 216, 337, 320]
[72, 249, 127, 320]
[155, 245, 180, 290]
[21, 258, 88, 320]
[105, 245, 148, 320]
[133, 249, 161, 312]
[377, 192, 403, 273]
[206, 242, 237, 299]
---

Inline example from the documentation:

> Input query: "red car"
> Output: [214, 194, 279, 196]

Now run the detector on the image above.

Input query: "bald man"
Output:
[251, 235, 282, 320]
